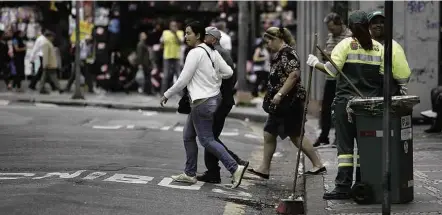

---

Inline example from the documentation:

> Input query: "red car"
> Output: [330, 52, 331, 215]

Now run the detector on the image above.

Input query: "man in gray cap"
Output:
[196, 26, 248, 183]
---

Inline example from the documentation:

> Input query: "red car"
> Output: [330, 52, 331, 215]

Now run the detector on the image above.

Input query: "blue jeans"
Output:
[183, 94, 238, 177]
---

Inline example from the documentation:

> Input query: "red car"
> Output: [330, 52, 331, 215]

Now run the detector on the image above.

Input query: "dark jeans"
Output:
[29, 57, 56, 90]
[183, 94, 238, 177]
[252, 70, 269, 97]
[66, 62, 94, 92]
[318, 80, 336, 140]
[39, 68, 61, 93]
[161, 59, 180, 94]
[204, 103, 242, 174]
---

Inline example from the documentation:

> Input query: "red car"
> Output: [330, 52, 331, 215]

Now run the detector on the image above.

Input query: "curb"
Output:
[303, 122, 328, 215]
[13, 98, 268, 123]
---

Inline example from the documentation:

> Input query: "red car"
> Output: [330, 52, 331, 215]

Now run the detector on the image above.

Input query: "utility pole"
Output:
[382, 1, 393, 214]
[236, 1, 251, 103]
[72, 1, 84, 100]
[250, 1, 256, 47]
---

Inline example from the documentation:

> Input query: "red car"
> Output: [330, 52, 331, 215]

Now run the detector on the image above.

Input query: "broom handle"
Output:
[291, 33, 317, 198]
[316, 45, 364, 97]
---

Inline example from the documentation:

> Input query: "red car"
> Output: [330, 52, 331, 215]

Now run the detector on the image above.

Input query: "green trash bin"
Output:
[347, 95, 420, 204]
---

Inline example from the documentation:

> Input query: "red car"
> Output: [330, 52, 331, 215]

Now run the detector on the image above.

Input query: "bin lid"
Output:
[346, 95, 420, 120]
[349, 95, 420, 107]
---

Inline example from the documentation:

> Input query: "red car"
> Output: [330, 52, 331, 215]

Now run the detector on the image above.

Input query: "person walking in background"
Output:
[314, 12, 352, 148]
[251, 39, 271, 97]
[28, 30, 57, 91]
[11, 30, 26, 92]
[215, 21, 232, 52]
[39, 31, 62, 94]
[160, 20, 184, 94]
[196, 26, 249, 184]
[160, 21, 247, 188]
[0, 30, 11, 89]
[136, 32, 153, 95]
[248, 26, 326, 180]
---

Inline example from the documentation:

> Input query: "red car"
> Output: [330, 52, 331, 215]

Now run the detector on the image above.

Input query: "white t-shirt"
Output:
[164, 43, 233, 102]
[29, 35, 48, 62]
[219, 30, 232, 51]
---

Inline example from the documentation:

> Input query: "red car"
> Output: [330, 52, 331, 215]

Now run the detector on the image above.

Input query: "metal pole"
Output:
[250, 1, 256, 47]
[382, 1, 393, 214]
[72, 1, 84, 99]
[237, 1, 249, 92]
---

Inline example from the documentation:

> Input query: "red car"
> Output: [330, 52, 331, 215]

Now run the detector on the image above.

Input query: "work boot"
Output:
[425, 125, 442, 133]
[323, 187, 351, 200]
[196, 171, 221, 184]
[313, 137, 329, 147]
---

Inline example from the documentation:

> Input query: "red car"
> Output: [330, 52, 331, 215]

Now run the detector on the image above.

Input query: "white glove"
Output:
[306, 54, 320, 67]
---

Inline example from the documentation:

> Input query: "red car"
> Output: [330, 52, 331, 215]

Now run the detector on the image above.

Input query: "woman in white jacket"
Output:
[160, 21, 247, 189]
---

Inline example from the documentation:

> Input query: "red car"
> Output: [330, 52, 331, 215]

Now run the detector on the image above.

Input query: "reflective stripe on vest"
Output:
[347, 53, 382, 63]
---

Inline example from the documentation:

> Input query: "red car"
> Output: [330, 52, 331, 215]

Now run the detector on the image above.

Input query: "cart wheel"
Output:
[351, 183, 374, 205]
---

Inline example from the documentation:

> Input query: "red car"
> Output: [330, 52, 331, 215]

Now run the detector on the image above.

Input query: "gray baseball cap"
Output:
[205, 26, 221, 40]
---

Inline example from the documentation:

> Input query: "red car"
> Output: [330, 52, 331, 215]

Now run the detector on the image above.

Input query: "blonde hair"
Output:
[264, 27, 296, 47]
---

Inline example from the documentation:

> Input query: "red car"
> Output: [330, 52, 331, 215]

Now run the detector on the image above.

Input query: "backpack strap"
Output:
[197, 46, 215, 69]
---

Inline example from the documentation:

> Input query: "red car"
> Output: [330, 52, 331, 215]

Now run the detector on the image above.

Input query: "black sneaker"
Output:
[425, 126, 442, 133]
[196, 171, 221, 184]
[313, 137, 330, 147]
[323, 187, 351, 200]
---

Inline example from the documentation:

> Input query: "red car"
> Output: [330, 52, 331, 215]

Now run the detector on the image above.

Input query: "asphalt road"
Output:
[0, 103, 275, 215]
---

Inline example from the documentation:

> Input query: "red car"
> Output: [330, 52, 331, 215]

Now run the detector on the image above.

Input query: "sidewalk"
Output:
[0, 89, 268, 123]
[303, 116, 442, 214]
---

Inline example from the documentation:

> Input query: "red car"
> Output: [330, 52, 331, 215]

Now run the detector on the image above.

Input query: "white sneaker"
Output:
[171, 173, 197, 184]
[231, 165, 246, 188]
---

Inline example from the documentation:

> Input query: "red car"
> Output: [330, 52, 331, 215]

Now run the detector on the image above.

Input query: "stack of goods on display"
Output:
[0, 6, 42, 76]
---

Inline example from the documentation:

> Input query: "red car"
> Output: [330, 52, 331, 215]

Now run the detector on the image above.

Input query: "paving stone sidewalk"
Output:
[303, 116, 442, 215]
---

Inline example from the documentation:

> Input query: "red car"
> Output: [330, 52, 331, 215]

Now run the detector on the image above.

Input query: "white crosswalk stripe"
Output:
[0, 100, 10, 106]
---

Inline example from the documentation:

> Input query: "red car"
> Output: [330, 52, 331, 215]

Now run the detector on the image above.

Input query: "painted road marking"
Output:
[273, 152, 283, 158]
[160, 126, 171, 131]
[212, 188, 252, 198]
[0, 99, 10, 106]
[93, 125, 122, 129]
[158, 177, 205, 190]
[0, 173, 36, 180]
[126, 125, 135, 129]
[173, 126, 184, 132]
[104, 173, 154, 184]
[221, 132, 240, 136]
[223, 202, 245, 215]
[35, 103, 58, 108]
[142, 111, 158, 116]
[244, 133, 261, 140]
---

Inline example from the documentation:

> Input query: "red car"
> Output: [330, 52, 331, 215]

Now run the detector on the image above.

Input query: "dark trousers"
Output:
[430, 86, 442, 127]
[252, 70, 269, 97]
[161, 59, 180, 94]
[29, 57, 56, 90]
[13, 58, 25, 89]
[66, 62, 94, 92]
[318, 80, 336, 140]
[333, 101, 360, 189]
[204, 102, 242, 173]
